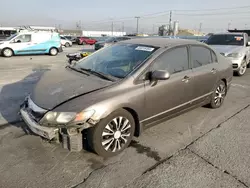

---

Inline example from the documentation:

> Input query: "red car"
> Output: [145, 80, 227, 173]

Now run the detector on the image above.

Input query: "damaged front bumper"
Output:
[20, 108, 58, 140]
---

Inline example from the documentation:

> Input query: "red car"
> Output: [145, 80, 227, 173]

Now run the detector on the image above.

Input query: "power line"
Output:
[175, 11, 250, 16]
[83, 5, 250, 24]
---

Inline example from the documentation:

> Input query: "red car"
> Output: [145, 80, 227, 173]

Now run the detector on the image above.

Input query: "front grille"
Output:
[232, 64, 238, 69]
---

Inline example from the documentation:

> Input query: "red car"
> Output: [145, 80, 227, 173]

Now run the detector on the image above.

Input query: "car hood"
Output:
[210, 45, 244, 54]
[30, 67, 114, 110]
[95, 41, 106, 45]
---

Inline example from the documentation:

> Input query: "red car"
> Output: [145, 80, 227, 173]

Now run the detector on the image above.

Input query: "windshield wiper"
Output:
[66, 65, 90, 76]
[79, 68, 116, 81]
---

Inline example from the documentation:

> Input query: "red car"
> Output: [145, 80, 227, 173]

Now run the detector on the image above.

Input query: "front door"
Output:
[142, 46, 195, 125]
[11, 34, 33, 55]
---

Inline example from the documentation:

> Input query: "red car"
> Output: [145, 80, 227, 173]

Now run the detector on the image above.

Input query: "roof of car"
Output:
[213, 32, 245, 35]
[120, 37, 203, 48]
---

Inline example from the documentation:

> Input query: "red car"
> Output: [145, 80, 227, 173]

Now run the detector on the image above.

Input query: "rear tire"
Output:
[49, 48, 58, 56]
[2, 48, 13, 57]
[209, 80, 226, 109]
[87, 109, 135, 157]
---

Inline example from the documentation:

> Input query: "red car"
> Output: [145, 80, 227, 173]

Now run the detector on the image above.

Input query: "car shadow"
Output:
[0, 68, 50, 130]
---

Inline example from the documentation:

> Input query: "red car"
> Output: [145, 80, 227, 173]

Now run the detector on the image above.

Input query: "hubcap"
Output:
[214, 84, 226, 106]
[4, 49, 12, 57]
[102, 116, 131, 152]
[51, 49, 57, 55]
[239, 61, 246, 75]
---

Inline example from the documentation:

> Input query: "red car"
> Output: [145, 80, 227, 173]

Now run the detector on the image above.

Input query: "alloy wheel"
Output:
[239, 61, 247, 75]
[214, 83, 226, 106]
[101, 116, 132, 152]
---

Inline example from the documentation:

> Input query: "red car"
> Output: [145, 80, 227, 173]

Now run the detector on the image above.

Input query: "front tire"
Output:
[87, 109, 135, 157]
[65, 42, 70, 47]
[49, 48, 58, 56]
[209, 80, 226, 109]
[235, 59, 247, 76]
[2, 48, 13, 57]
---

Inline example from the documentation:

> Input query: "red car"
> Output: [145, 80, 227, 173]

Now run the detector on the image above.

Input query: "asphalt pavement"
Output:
[1, 46, 250, 188]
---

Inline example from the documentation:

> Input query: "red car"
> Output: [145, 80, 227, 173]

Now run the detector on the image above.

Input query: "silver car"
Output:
[206, 32, 250, 76]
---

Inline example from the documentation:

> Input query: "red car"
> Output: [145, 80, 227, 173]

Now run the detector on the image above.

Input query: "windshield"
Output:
[74, 43, 157, 78]
[206, 34, 244, 46]
[5, 33, 18, 41]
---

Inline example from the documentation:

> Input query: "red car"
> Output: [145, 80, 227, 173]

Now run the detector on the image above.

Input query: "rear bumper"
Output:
[20, 108, 58, 140]
[58, 46, 63, 52]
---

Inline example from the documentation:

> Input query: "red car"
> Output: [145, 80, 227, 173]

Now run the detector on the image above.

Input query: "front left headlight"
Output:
[40, 110, 95, 125]
[227, 53, 244, 58]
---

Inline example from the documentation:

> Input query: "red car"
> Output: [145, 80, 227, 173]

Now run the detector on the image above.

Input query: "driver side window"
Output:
[151, 46, 189, 74]
[14, 34, 31, 43]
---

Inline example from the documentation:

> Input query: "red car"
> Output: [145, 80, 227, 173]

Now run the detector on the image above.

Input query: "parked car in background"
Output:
[20, 38, 232, 157]
[0, 31, 62, 57]
[60, 36, 72, 47]
[94, 36, 131, 50]
[76, 37, 97, 45]
[63, 35, 77, 43]
[206, 32, 250, 76]
[0, 27, 17, 41]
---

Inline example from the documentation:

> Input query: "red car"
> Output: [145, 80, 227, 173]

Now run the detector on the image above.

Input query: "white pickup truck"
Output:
[206, 32, 250, 76]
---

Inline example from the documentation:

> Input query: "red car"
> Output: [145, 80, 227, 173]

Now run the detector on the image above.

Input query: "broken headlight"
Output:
[40, 110, 95, 125]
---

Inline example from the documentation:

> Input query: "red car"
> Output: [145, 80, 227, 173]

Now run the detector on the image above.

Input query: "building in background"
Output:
[82, 31, 126, 37]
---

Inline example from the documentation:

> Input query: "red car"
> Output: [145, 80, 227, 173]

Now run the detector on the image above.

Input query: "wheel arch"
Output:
[123, 107, 142, 137]
[221, 78, 228, 94]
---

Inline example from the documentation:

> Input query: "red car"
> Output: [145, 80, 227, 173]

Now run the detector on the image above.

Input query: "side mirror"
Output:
[151, 70, 170, 80]
[14, 39, 21, 43]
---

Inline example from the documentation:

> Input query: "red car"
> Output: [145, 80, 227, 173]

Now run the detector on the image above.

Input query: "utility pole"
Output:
[199, 22, 202, 33]
[111, 21, 114, 36]
[135, 16, 140, 35]
[227, 22, 231, 30]
[168, 11, 172, 35]
[122, 22, 124, 33]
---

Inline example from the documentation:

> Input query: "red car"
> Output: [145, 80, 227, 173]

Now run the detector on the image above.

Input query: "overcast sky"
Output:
[1, 0, 250, 33]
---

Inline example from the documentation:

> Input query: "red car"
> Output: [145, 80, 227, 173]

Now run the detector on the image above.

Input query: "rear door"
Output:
[190, 45, 219, 102]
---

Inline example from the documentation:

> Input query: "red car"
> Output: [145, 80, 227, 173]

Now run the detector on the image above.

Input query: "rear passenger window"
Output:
[191, 46, 212, 68]
[152, 46, 189, 74]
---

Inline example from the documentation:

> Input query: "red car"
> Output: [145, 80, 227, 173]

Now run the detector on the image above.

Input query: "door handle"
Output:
[182, 75, 190, 83]
[211, 68, 217, 74]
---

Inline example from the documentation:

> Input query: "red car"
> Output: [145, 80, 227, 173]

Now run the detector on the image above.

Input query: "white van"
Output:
[0, 30, 62, 57]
